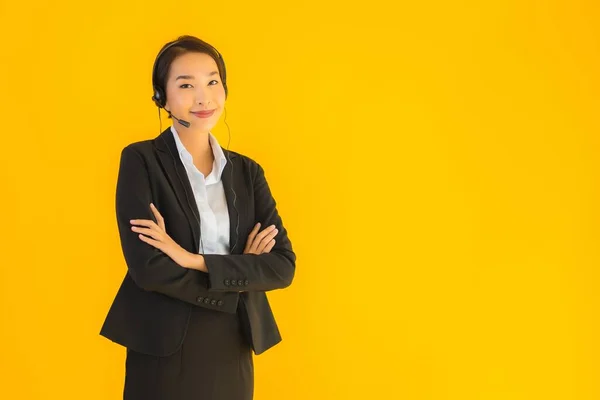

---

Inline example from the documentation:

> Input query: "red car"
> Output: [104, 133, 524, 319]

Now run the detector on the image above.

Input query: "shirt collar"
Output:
[170, 125, 227, 181]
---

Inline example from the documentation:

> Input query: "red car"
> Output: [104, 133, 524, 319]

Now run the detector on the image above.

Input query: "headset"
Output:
[151, 37, 229, 117]
[153, 37, 240, 255]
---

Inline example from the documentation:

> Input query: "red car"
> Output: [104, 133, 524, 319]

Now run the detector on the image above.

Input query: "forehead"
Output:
[168, 52, 218, 78]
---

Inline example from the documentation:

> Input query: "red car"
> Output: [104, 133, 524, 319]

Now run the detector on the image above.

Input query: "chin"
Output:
[193, 121, 217, 131]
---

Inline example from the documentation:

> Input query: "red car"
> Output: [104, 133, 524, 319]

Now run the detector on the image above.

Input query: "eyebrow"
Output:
[175, 71, 219, 80]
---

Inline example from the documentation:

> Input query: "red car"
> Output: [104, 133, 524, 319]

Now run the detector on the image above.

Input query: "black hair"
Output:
[152, 35, 228, 118]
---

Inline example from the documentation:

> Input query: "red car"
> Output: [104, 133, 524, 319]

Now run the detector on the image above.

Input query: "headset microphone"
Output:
[164, 108, 191, 128]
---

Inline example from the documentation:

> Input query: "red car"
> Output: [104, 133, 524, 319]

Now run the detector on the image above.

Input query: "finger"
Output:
[132, 226, 163, 241]
[150, 203, 163, 218]
[248, 229, 269, 254]
[131, 222, 159, 234]
[260, 227, 278, 245]
[252, 225, 277, 252]
[254, 239, 267, 253]
[263, 238, 276, 253]
[256, 229, 278, 253]
[137, 233, 164, 250]
[150, 203, 166, 231]
[245, 223, 260, 246]
[130, 219, 158, 228]
[253, 225, 276, 243]
[247, 239, 258, 254]
[245, 223, 262, 253]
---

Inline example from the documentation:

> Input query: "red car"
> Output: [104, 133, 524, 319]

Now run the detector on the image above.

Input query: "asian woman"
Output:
[100, 35, 296, 400]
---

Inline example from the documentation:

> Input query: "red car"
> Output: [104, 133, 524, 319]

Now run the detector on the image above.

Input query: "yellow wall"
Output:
[1, 0, 599, 398]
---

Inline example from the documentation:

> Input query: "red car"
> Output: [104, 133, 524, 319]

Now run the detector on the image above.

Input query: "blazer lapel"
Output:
[220, 150, 242, 254]
[154, 127, 201, 253]
[153, 127, 242, 255]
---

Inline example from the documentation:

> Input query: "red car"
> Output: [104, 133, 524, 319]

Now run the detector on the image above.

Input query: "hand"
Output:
[130, 203, 203, 270]
[244, 222, 278, 255]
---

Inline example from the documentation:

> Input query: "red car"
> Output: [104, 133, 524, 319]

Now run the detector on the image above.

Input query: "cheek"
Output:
[216, 85, 227, 101]
[168, 91, 190, 106]
[165, 85, 192, 105]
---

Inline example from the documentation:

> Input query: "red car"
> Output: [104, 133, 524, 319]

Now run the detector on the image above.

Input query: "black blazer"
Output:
[99, 127, 296, 356]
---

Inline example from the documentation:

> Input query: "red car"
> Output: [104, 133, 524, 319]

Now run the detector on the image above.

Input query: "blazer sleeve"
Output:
[115, 145, 239, 313]
[203, 162, 296, 292]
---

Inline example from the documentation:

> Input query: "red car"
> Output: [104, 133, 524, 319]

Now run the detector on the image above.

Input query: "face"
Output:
[163, 51, 226, 134]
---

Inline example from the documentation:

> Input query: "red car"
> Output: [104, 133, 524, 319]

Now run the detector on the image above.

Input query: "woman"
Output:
[100, 35, 296, 400]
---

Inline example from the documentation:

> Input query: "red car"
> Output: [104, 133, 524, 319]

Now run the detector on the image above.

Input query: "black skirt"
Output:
[123, 301, 254, 400]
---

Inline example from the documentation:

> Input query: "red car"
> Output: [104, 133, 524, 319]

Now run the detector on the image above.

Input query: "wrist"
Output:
[189, 253, 207, 272]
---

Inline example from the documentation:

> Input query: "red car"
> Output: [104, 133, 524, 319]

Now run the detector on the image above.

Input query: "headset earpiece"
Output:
[152, 87, 165, 108]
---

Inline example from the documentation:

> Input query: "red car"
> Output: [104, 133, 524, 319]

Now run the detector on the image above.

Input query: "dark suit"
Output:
[100, 127, 296, 357]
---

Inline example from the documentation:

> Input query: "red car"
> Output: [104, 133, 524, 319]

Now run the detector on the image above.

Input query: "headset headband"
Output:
[151, 38, 228, 108]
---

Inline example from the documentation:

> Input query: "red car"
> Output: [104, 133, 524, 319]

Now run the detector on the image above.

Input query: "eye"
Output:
[209, 80, 219, 85]
[179, 83, 193, 89]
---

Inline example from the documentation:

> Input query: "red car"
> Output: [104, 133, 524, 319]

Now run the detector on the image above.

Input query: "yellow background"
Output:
[1, 0, 599, 398]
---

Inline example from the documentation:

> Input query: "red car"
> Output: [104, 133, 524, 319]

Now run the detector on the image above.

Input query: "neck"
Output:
[176, 126, 213, 161]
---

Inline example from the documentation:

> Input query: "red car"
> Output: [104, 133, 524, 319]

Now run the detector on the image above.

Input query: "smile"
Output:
[191, 110, 215, 118]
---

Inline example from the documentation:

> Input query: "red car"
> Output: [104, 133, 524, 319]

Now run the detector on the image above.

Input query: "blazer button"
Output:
[204, 298, 210, 304]
[237, 279, 244, 286]
[224, 279, 230, 286]
[244, 280, 249, 286]
[217, 300, 223, 306]
[196, 296, 204, 303]
[210, 299, 217, 305]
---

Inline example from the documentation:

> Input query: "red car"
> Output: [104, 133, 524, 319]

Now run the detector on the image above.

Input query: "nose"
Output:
[194, 86, 212, 105]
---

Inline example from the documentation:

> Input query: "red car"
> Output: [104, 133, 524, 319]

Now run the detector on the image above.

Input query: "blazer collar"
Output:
[153, 126, 242, 255]
[169, 125, 228, 183]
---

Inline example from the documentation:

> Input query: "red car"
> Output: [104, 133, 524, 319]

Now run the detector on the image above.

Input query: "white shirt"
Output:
[170, 125, 230, 255]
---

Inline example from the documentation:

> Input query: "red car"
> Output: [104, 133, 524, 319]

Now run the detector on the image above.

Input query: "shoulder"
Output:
[225, 148, 265, 177]
[122, 139, 154, 156]
[115, 140, 158, 172]
[118, 139, 160, 166]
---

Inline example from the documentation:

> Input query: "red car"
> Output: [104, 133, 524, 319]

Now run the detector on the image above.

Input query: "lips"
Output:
[191, 109, 215, 118]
